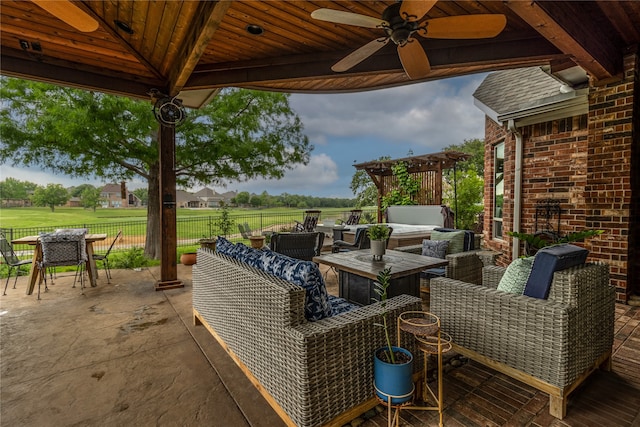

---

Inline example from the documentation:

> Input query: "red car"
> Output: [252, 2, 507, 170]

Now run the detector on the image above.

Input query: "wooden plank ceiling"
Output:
[1, 1, 639, 107]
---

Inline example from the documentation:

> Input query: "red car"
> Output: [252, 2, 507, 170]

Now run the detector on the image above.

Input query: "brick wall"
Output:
[482, 53, 638, 302]
[586, 53, 638, 301]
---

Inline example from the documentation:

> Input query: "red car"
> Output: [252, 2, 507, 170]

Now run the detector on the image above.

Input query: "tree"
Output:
[235, 191, 250, 206]
[31, 184, 69, 211]
[70, 183, 96, 198]
[444, 138, 484, 176]
[0, 177, 36, 200]
[1, 77, 311, 258]
[80, 186, 103, 211]
[443, 138, 485, 230]
[443, 168, 484, 230]
[131, 188, 148, 205]
[349, 155, 390, 208]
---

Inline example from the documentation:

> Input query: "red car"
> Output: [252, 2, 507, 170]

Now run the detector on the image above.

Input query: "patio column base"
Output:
[155, 279, 184, 291]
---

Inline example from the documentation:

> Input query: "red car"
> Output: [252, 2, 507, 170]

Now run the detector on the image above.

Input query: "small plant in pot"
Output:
[368, 224, 391, 261]
[373, 267, 414, 405]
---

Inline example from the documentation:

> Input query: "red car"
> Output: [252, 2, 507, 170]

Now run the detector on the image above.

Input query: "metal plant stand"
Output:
[387, 311, 452, 427]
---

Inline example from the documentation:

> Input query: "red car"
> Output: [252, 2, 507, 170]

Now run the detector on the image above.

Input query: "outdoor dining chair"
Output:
[331, 226, 371, 253]
[92, 230, 122, 284]
[269, 232, 325, 262]
[38, 231, 87, 299]
[0, 231, 32, 295]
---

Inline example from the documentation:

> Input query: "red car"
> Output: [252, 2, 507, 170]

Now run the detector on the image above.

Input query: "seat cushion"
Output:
[421, 239, 449, 259]
[497, 257, 534, 294]
[328, 295, 358, 316]
[430, 229, 467, 254]
[523, 244, 589, 299]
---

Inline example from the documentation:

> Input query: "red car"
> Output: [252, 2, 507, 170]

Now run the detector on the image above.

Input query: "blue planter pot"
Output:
[373, 346, 414, 405]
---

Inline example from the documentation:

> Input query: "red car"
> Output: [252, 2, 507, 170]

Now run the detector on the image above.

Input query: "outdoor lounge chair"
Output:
[338, 209, 362, 226]
[269, 232, 324, 262]
[293, 210, 321, 232]
[331, 226, 370, 253]
[238, 223, 252, 239]
[1, 231, 32, 295]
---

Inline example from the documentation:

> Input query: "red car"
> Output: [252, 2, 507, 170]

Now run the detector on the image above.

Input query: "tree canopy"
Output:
[0, 77, 312, 257]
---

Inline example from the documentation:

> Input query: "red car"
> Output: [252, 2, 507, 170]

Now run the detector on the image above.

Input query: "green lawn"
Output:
[0, 206, 359, 228]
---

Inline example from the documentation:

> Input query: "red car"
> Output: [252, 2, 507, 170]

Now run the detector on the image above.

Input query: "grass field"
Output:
[0, 206, 357, 228]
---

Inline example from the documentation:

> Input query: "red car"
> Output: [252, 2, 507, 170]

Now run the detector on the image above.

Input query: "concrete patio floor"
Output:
[1, 264, 639, 427]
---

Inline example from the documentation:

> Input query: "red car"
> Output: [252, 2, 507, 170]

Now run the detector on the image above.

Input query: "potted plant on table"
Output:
[368, 224, 391, 261]
[373, 267, 414, 405]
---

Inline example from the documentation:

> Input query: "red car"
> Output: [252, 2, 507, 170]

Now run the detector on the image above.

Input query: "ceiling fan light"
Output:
[114, 20, 134, 35]
[246, 24, 264, 36]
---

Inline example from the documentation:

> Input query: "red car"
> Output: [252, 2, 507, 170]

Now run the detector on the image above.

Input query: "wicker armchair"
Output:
[396, 243, 483, 285]
[269, 232, 324, 261]
[430, 263, 614, 419]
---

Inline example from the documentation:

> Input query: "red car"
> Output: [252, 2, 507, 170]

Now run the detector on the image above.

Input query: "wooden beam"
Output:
[186, 35, 562, 89]
[505, 0, 621, 81]
[0, 52, 159, 99]
[156, 124, 183, 291]
[168, 0, 232, 95]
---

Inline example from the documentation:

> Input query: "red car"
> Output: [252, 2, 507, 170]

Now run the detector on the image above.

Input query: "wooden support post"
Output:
[155, 123, 183, 291]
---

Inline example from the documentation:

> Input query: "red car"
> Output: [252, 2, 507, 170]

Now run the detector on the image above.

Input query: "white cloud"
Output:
[226, 153, 340, 195]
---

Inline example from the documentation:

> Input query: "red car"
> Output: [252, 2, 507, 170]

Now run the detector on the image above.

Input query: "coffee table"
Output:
[313, 249, 448, 306]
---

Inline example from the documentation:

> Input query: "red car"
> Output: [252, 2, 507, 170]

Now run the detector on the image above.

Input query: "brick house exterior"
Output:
[474, 53, 638, 303]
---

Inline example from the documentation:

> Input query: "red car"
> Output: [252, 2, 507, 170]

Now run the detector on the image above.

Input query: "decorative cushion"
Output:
[328, 295, 358, 317]
[215, 236, 235, 255]
[259, 250, 332, 321]
[523, 244, 588, 299]
[433, 228, 476, 251]
[421, 239, 449, 259]
[497, 257, 534, 294]
[430, 229, 466, 254]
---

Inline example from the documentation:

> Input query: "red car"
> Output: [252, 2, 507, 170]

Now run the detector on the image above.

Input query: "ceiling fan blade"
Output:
[32, 0, 99, 32]
[332, 38, 390, 72]
[400, 0, 438, 21]
[311, 8, 386, 28]
[398, 40, 431, 79]
[421, 15, 507, 39]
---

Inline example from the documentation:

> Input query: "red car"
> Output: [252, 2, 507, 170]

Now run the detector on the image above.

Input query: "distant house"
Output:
[100, 182, 141, 208]
[66, 196, 82, 208]
[192, 187, 236, 208]
[176, 190, 201, 208]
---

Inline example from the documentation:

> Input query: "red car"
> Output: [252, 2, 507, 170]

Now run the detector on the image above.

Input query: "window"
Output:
[493, 142, 504, 239]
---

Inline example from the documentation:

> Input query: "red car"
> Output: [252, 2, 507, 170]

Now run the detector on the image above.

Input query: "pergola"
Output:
[354, 151, 471, 221]
[1, 1, 638, 288]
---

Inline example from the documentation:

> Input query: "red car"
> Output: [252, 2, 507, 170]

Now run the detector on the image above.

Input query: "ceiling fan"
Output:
[311, 0, 507, 79]
[32, 0, 99, 32]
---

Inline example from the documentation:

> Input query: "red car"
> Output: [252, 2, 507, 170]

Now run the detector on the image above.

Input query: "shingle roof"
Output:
[473, 67, 565, 115]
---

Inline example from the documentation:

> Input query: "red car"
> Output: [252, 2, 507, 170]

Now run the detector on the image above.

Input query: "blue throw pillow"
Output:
[523, 244, 588, 299]
[215, 236, 235, 255]
[421, 239, 449, 259]
[259, 251, 332, 321]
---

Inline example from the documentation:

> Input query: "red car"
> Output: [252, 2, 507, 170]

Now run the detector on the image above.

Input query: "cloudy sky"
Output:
[1, 73, 488, 199]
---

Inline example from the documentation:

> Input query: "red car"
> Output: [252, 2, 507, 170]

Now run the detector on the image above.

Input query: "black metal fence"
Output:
[3, 209, 376, 256]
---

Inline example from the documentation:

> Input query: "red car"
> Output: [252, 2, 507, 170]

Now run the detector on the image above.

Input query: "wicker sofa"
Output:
[192, 246, 422, 427]
[430, 262, 614, 419]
